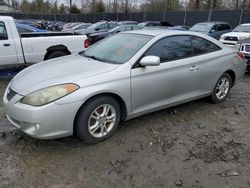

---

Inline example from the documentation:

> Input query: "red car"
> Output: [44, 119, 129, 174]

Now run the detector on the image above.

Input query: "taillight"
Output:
[237, 52, 245, 60]
[84, 38, 89, 48]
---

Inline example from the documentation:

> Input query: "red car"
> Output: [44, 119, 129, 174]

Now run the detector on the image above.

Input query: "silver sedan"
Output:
[3, 30, 247, 144]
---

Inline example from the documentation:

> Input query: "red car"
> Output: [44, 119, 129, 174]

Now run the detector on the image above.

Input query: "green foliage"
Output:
[70, 4, 81, 14]
[141, 0, 180, 12]
[96, 1, 105, 13]
[59, 4, 67, 14]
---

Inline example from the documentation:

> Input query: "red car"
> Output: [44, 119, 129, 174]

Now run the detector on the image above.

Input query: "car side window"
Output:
[217, 24, 225, 31]
[190, 36, 221, 55]
[224, 24, 231, 30]
[144, 36, 194, 63]
[0, 22, 8, 40]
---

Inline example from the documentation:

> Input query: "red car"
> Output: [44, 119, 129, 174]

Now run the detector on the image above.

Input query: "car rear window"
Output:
[190, 36, 221, 55]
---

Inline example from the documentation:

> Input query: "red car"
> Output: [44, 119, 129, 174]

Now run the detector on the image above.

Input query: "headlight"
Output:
[21, 84, 79, 106]
[238, 36, 246, 40]
[220, 35, 225, 40]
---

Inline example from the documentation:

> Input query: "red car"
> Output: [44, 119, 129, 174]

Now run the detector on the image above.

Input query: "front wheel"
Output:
[75, 96, 121, 144]
[211, 73, 232, 103]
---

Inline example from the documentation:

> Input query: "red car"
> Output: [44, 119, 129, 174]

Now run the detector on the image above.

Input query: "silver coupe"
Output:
[3, 30, 247, 144]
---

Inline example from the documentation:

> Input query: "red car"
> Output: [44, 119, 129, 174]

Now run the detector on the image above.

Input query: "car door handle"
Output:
[3, 43, 10, 47]
[190, 66, 199, 71]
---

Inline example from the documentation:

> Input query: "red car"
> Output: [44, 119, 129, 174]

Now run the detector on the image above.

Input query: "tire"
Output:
[75, 96, 121, 144]
[46, 51, 68, 60]
[210, 73, 232, 103]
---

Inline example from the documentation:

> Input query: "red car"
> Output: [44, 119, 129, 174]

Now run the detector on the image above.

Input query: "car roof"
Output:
[195, 21, 229, 25]
[125, 29, 196, 37]
[239, 23, 250, 26]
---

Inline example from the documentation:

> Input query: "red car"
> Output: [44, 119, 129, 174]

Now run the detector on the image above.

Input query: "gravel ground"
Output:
[0, 74, 250, 188]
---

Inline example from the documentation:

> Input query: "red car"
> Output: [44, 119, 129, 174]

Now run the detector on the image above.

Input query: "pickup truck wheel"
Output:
[47, 51, 68, 60]
[75, 96, 121, 144]
[211, 73, 232, 103]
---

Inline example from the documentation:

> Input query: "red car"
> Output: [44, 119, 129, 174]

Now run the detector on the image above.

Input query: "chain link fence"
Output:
[1, 9, 250, 28]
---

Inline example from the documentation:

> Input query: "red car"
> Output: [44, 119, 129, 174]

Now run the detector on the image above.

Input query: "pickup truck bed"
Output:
[0, 16, 88, 68]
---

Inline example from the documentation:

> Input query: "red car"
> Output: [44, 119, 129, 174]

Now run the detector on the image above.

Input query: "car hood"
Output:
[11, 54, 120, 95]
[222, 32, 250, 38]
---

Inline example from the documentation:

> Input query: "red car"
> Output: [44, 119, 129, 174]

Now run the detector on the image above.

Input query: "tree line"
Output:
[1, 0, 250, 14]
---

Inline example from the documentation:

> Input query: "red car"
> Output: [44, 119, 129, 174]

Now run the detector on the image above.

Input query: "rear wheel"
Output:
[75, 96, 121, 144]
[47, 51, 68, 60]
[211, 73, 232, 103]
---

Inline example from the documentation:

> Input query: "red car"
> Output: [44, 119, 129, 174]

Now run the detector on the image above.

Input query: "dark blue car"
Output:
[16, 23, 47, 33]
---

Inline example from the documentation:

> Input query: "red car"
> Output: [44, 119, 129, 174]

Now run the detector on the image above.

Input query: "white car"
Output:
[0, 16, 88, 68]
[220, 23, 250, 46]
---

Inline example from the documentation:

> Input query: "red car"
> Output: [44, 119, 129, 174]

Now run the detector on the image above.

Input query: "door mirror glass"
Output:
[140, 56, 160, 67]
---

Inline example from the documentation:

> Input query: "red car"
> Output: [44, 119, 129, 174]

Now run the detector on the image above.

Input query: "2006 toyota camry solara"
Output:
[3, 30, 247, 144]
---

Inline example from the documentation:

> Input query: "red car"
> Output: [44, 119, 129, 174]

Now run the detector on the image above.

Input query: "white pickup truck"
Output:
[0, 16, 88, 68]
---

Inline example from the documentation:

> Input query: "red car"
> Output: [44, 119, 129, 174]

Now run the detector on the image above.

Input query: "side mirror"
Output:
[115, 30, 121, 33]
[95, 28, 100, 31]
[140, 56, 160, 67]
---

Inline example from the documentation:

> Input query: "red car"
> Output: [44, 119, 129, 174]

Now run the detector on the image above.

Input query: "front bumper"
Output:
[3, 88, 83, 139]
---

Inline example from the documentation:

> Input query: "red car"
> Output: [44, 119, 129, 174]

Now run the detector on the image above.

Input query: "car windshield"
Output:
[88, 22, 104, 29]
[109, 26, 121, 32]
[190, 24, 212, 32]
[80, 33, 152, 64]
[233, 25, 250, 33]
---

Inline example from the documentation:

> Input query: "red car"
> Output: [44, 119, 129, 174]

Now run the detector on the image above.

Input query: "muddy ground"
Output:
[0, 74, 250, 188]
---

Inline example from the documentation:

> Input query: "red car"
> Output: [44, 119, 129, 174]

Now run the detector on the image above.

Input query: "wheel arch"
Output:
[224, 70, 236, 86]
[73, 92, 128, 135]
[44, 44, 71, 60]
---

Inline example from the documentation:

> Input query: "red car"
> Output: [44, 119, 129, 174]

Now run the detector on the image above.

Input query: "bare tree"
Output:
[195, 0, 199, 10]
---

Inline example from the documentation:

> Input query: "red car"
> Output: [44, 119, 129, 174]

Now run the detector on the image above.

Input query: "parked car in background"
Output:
[88, 24, 142, 45]
[139, 21, 173, 27]
[142, 25, 188, 31]
[16, 23, 47, 33]
[63, 23, 91, 32]
[75, 21, 118, 35]
[63, 22, 83, 30]
[118, 21, 138, 25]
[236, 38, 250, 71]
[190, 22, 231, 40]
[220, 23, 250, 46]
[3, 30, 246, 144]
[47, 21, 65, 31]
[16, 19, 40, 28]
[0, 16, 88, 67]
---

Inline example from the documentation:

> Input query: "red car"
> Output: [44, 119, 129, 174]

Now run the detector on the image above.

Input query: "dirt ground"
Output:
[0, 74, 250, 188]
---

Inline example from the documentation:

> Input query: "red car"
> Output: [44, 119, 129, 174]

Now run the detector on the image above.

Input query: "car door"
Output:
[131, 35, 200, 114]
[189, 35, 224, 93]
[0, 21, 18, 65]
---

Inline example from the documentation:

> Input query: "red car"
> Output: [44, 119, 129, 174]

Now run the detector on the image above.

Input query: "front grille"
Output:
[7, 88, 17, 101]
[245, 45, 250, 52]
[225, 36, 238, 41]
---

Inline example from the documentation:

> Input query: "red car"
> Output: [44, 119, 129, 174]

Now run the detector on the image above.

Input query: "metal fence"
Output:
[1, 9, 250, 28]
